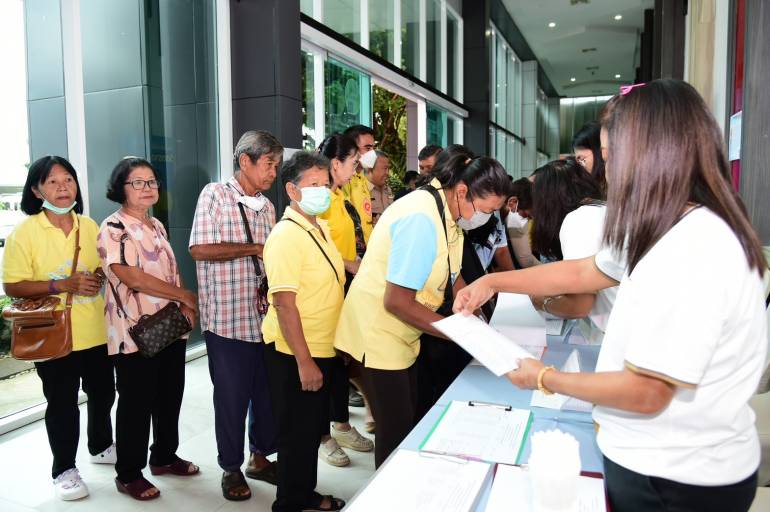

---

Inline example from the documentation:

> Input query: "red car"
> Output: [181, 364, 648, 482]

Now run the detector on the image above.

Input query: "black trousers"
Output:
[327, 356, 350, 425]
[603, 455, 757, 512]
[360, 363, 418, 468]
[114, 339, 186, 483]
[414, 334, 471, 424]
[265, 343, 333, 512]
[205, 331, 277, 471]
[35, 344, 115, 479]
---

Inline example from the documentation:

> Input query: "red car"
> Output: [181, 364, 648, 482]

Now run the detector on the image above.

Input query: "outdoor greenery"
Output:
[373, 85, 408, 193]
[0, 296, 12, 355]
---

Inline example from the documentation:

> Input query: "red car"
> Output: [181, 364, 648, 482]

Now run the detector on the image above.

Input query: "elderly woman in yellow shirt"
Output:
[261, 151, 347, 512]
[2, 156, 115, 501]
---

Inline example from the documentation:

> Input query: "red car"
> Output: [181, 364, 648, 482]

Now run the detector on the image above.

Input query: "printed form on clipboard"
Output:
[420, 400, 533, 466]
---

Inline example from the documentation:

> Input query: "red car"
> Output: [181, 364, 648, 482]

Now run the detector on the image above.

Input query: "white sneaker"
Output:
[318, 437, 350, 467]
[54, 468, 89, 501]
[331, 425, 374, 452]
[90, 443, 117, 464]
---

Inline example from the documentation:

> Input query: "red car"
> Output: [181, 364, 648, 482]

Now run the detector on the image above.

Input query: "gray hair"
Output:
[233, 130, 284, 170]
[375, 150, 389, 160]
[280, 151, 330, 187]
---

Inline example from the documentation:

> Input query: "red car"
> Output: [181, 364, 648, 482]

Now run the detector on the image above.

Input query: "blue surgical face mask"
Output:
[296, 186, 331, 216]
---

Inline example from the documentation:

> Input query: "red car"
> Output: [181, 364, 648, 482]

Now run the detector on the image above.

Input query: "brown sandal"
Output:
[149, 457, 200, 476]
[222, 470, 251, 501]
[115, 476, 161, 501]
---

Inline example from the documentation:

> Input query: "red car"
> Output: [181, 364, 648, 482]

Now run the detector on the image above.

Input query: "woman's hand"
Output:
[178, 289, 197, 310]
[453, 275, 496, 315]
[344, 259, 361, 275]
[505, 358, 545, 390]
[530, 295, 545, 311]
[180, 304, 197, 328]
[60, 272, 102, 296]
[297, 358, 323, 392]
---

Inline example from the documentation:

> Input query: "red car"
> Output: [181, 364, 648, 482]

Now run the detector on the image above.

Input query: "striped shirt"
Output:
[189, 177, 275, 342]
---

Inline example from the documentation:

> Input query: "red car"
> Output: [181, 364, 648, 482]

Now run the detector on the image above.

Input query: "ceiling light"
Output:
[615, 74, 621, 79]
[570, 77, 576, 82]
[548, 22, 556, 28]
[614, 14, 623, 21]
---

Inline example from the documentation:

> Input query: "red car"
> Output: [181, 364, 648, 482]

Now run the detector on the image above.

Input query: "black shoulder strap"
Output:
[282, 218, 340, 284]
[420, 184, 454, 313]
[580, 198, 607, 207]
[237, 202, 263, 278]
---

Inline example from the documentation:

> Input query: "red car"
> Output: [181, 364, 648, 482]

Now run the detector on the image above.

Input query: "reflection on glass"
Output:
[426, 0, 442, 89]
[447, 9, 460, 99]
[370, 0, 394, 63]
[302, 50, 317, 150]
[325, 58, 372, 135]
[495, 34, 507, 127]
[300, 0, 313, 16]
[427, 103, 447, 147]
[401, 0, 419, 76]
[324, 0, 361, 44]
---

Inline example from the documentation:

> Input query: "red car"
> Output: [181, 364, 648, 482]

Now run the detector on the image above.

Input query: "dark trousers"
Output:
[265, 343, 332, 512]
[360, 363, 418, 468]
[114, 339, 185, 483]
[603, 455, 758, 512]
[328, 356, 350, 425]
[414, 334, 471, 423]
[35, 344, 115, 479]
[205, 331, 276, 471]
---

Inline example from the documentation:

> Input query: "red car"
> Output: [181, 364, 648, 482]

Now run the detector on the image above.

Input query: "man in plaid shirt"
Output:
[189, 130, 283, 501]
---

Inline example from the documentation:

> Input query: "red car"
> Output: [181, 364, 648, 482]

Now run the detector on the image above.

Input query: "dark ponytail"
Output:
[432, 154, 511, 200]
[317, 133, 358, 162]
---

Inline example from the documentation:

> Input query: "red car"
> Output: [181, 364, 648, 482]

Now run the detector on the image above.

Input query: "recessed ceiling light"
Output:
[614, 14, 623, 21]
[570, 77, 576, 82]
[548, 22, 556, 28]
[615, 74, 621, 79]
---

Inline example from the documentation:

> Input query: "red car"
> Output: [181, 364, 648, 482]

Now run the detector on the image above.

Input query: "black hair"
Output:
[318, 133, 358, 162]
[106, 157, 159, 204]
[403, 170, 419, 186]
[342, 124, 375, 142]
[432, 154, 512, 201]
[510, 178, 533, 211]
[21, 156, 85, 215]
[417, 144, 475, 188]
[280, 151, 330, 187]
[572, 121, 606, 195]
[418, 144, 443, 161]
[530, 158, 603, 260]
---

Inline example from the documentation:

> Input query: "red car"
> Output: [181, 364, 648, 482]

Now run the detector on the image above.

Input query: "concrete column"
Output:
[520, 60, 538, 175]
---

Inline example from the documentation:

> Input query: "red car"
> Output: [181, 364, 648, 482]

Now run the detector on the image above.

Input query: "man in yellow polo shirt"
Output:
[342, 124, 376, 243]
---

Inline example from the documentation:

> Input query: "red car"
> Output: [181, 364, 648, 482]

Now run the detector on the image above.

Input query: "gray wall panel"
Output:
[24, 0, 64, 101]
[28, 97, 68, 161]
[163, 104, 199, 230]
[160, 0, 197, 106]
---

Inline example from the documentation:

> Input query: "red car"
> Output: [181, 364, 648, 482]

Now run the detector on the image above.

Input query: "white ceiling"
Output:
[500, 0, 654, 97]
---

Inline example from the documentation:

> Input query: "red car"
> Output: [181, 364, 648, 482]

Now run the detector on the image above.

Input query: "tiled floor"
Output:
[0, 355, 375, 511]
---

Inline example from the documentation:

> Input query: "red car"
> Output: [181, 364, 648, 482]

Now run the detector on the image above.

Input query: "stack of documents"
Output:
[346, 449, 490, 512]
[490, 293, 548, 357]
[420, 400, 533, 465]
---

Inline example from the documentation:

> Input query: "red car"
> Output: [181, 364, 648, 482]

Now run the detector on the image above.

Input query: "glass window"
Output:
[325, 58, 372, 135]
[426, 0, 443, 90]
[427, 103, 448, 148]
[301, 50, 318, 150]
[369, 0, 394, 63]
[400, 0, 419, 76]
[324, 0, 361, 45]
[447, 9, 460, 99]
[300, 0, 314, 17]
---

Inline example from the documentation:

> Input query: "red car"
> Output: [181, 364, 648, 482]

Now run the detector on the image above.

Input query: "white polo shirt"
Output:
[559, 204, 617, 336]
[592, 207, 766, 485]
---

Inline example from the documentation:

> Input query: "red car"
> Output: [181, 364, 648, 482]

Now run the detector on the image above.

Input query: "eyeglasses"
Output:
[576, 156, 588, 167]
[125, 179, 160, 190]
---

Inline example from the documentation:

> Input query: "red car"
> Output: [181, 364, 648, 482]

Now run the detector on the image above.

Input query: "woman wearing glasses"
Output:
[97, 157, 199, 501]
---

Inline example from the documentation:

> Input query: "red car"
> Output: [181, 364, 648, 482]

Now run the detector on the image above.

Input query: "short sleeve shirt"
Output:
[471, 213, 508, 270]
[261, 207, 345, 358]
[189, 177, 276, 342]
[318, 188, 357, 261]
[342, 172, 373, 243]
[2, 212, 107, 351]
[97, 210, 183, 355]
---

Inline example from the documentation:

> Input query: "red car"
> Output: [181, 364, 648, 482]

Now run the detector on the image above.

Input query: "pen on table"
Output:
[539, 416, 596, 426]
[419, 450, 481, 464]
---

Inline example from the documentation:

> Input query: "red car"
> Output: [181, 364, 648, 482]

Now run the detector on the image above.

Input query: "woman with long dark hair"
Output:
[455, 79, 766, 512]
[573, 121, 607, 195]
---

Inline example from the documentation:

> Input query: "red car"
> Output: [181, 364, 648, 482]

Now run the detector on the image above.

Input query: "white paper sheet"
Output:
[346, 449, 490, 512]
[490, 293, 547, 348]
[421, 400, 533, 466]
[546, 318, 566, 336]
[433, 313, 537, 376]
[530, 350, 593, 413]
[485, 464, 606, 512]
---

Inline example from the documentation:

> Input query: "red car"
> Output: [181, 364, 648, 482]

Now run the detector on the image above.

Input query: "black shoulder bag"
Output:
[282, 218, 341, 284]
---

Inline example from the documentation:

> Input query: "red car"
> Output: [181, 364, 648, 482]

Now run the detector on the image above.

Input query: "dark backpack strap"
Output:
[237, 202, 263, 278]
[282, 218, 340, 284]
[420, 184, 454, 315]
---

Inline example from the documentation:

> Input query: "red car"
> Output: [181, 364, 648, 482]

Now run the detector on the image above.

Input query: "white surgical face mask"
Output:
[457, 210, 492, 231]
[359, 149, 377, 170]
[238, 194, 267, 212]
[506, 211, 528, 231]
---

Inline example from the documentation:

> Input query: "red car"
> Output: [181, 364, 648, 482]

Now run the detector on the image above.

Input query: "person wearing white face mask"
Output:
[501, 177, 540, 269]
[189, 130, 283, 500]
[334, 154, 511, 468]
[261, 151, 347, 512]
[342, 125, 377, 243]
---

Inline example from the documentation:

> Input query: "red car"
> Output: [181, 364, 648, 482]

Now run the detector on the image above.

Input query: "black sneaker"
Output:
[348, 387, 364, 407]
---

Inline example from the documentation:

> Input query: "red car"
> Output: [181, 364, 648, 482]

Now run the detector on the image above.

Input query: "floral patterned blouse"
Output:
[97, 209, 184, 355]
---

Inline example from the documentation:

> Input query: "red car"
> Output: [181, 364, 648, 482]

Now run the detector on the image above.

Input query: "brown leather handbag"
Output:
[2, 230, 80, 362]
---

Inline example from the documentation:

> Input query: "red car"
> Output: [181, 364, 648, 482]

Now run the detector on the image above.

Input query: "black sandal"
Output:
[302, 492, 345, 512]
[245, 460, 278, 485]
[221, 470, 251, 501]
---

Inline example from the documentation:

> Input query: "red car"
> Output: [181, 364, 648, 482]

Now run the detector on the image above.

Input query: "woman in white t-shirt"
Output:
[454, 79, 767, 512]
[528, 158, 615, 342]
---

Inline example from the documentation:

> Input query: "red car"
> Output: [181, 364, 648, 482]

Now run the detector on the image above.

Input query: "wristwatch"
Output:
[542, 296, 559, 314]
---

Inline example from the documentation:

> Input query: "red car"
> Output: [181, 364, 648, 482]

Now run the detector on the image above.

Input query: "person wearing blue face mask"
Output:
[261, 151, 347, 512]
[2, 155, 115, 501]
